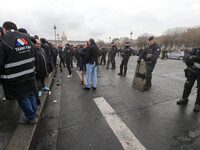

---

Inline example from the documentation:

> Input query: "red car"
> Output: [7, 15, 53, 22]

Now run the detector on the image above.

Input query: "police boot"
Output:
[143, 85, 150, 91]
[177, 98, 189, 105]
[122, 67, 127, 76]
[193, 104, 200, 112]
[149, 81, 152, 87]
[118, 65, 123, 76]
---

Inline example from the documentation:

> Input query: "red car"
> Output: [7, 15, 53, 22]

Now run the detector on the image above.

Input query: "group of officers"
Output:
[99, 36, 200, 112]
[99, 36, 161, 90]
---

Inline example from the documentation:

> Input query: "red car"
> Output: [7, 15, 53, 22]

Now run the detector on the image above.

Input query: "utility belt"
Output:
[184, 66, 199, 78]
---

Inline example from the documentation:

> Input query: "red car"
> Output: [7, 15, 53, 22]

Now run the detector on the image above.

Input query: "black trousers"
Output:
[182, 68, 200, 104]
[145, 62, 156, 87]
[70, 58, 73, 68]
[100, 55, 106, 65]
[66, 61, 72, 75]
[120, 58, 129, 75]
[59, 58, 65, 67]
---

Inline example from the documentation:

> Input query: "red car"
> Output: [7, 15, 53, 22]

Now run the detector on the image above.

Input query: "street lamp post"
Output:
[130, 31, 133, 40]
[57, 34, 60, 46]
[130, 31, 133, 46]
[109, 36, 112, 43]
[54, 25, 57, 46]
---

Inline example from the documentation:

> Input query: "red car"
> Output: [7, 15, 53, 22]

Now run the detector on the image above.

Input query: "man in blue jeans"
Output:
[0, 21, 38, 124]
[84, 38, 99, 90]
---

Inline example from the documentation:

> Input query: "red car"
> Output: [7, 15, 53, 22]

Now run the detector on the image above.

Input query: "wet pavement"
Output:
[0, 85, 21, 150]
[31, 56, 200, 150]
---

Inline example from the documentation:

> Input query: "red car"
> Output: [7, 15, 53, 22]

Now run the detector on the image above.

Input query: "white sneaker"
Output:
[66, 75, 72, 78]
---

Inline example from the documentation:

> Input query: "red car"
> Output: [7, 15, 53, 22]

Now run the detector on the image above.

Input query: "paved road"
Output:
[31, 56, 200, 150]
[0, 84, 21, 150]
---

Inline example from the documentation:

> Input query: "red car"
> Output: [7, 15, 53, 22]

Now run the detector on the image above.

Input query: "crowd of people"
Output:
[0, 22, 163, 126]
[0, 20, 200, 126]
[0, 21, 59, 124]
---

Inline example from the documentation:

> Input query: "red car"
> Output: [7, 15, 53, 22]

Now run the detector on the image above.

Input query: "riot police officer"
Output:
[118, 42, 132, 76]
[106, 42, 118, 70]
[137, 36, 161, 91]
[177, 48, 200, 112]
[99, 47, 107, 65]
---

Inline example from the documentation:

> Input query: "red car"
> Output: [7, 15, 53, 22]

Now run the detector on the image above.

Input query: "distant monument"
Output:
[61, 32, 68, 46]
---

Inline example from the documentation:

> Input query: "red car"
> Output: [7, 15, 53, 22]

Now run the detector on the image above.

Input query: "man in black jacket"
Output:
[0, 21, 37, 124]
[118, 42, 132, 76]
[84, 38, 99, 90]
[35, 39, 49, 96]
[106, 42, 118, 69]
[64, 44, 73, 78]
[177, 48, 200, 112]
[99, 47, 107, 65]
[40, 38, 53, 73]
[137, 36, 161, 91]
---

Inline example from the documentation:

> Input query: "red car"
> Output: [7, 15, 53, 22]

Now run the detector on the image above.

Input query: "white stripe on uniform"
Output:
[1, 67, 35, 79]
[5, 57, 35, 68]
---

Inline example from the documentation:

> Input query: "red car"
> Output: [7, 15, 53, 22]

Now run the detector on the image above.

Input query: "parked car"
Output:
[166, 51, 185, 60]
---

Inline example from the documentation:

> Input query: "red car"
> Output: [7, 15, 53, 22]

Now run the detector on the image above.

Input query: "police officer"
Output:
[118, 42, 132, 76]
[99, 47, 107, 65]
[137, 36, 161, 91]
[177, 48, 200, 112]
[106, 42, 118, 70]
[0, 21, 37, 124]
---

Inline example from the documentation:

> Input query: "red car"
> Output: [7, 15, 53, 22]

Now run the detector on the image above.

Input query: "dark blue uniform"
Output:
[138, 43, 161, 89]
[118, 46, 132, 76]
[177, 48, 200, 112]
[106, 46, 118, 69]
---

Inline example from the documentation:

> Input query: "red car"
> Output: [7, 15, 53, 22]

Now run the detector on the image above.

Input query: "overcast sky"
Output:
[1, 0, 200, 41]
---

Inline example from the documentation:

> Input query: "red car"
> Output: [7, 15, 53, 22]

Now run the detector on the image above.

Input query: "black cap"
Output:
[148, 36, 154, 41]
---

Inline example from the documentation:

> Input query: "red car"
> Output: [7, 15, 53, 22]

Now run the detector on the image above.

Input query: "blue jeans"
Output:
[17, 96, 37, 120]
[86, 63, 97, 88]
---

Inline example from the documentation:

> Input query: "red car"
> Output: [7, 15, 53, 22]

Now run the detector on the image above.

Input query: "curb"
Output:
[6, 70, 57, 150]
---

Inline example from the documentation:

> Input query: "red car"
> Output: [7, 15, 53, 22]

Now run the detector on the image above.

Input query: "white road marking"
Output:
[93, 97, 146, 150]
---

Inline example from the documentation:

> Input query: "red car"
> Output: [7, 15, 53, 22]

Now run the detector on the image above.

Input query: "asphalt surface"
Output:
[0, 85, 21, 150]
[31, 56, 200, 150]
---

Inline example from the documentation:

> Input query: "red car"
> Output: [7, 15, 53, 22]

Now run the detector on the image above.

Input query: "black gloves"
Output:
[146, 54, 153, 61]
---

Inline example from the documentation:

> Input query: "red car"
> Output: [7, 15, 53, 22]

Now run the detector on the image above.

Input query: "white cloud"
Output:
[0, 0, 200, 41]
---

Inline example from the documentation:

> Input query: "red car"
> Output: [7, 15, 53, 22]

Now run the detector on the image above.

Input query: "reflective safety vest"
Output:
[0, 31, 35, 83]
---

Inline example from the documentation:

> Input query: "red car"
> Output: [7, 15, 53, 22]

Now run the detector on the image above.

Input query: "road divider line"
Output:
[93, 97, 146, 150]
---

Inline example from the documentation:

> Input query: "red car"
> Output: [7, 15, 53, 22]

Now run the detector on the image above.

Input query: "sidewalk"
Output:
[0, 71, 56, 150]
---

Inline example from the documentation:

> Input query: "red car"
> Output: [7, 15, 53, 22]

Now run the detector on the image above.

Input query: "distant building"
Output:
[48, 32, 86, 46]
